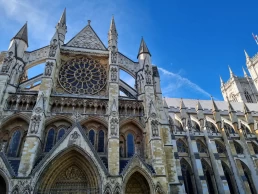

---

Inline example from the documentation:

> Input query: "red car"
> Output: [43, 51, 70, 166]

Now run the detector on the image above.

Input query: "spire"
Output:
[228, 101, 238, 125]
[58, 8, 66, 27]
[137, 37, 151, 58]
[228, 101, 235, 113]
[244, 49, 249, 59]
[220, 76, 224, 87]
[196, 100, 203, 111]
[180, 98, 186, 110]
[211, 96, 219, 112]
[242, 67, 248, 77]
[228, 65, 234, 78]
[109, 15, 117, 35]
[243, 102, 250, 114]
[12, 22, 28, 46]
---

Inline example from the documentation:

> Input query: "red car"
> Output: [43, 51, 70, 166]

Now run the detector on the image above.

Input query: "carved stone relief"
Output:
[49, 39, 58, 57]
[110, 67, 117, 82]
[151, 120, 159, 137]
[145, 65, 152, 85]
[30, 115, 41, 134]
[110, 118, 118, 136]
[44, 61, 53, 76]
[1, 51, 15, 73]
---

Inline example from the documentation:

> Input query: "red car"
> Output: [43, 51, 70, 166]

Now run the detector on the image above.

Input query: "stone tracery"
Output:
[58, 57, 107, 95]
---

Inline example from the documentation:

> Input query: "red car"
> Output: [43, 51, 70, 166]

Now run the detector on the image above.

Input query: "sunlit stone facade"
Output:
[0, 9, 257, 194]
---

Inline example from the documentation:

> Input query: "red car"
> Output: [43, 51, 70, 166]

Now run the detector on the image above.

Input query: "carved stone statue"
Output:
[10, 61, 24, 86]
[110, 118, 118, 136]
[111, 46, 117, 64]
[151, 120, 159, 137]
[30, 115, 41, 134]
[145, 65, 152, 84]
[2, 51, 14, 73]
[45, 61, 53, 76]
[110, 67, 117, 82]
[49, 39, 58, 57]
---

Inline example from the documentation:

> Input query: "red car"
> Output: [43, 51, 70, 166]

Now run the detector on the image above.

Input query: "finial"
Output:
[137, 37, 151, 59]
[219, 76, 224, 86]
[88, 20, 91, 25]
[13, 22, 28, 47]
[242, 66, 248, 77]
[228, 65, 234, 78]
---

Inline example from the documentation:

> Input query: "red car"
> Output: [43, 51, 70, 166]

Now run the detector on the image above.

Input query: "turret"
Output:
[56, 8, 67, 45]
[108, 16, 118, 50]
[9, 23, 28, 58]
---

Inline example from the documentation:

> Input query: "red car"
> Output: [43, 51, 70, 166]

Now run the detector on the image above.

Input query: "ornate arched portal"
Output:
[36, 148, 101, 193]
[125, 172, 150, 194]
[0, 175, 6, 194]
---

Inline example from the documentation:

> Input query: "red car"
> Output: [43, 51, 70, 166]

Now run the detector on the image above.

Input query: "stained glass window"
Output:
[89, 130, 95, 145]
[58, 57, 107, 95]
[98, 130, 104, 152]
[197, 140, 208, 153]
[44, 128, 55, 152]
[57, 128, 65, 141]
[234, 141, 243, 154]
[177, 139, 188, 153]
[127, 133, 134, 157]
[7, 130, 21, 157]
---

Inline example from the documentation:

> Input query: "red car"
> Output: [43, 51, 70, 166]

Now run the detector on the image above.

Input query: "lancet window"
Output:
[180, 159, 195, 194]
[177, 139, 188, 153]
[44, 126, 69, 152]
[196, 140, 208, 153]
[234, 141, 243, 154]
[86, 128, 106, 153]
[244, 90, 253, 103]
[127, 133, 135, 157]
[7, 130, 22, 157]
[201, 160, 217, 194]
[215, 141, 226, 154]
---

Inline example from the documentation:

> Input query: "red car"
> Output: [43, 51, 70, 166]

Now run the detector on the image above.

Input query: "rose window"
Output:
[59, 57, 107, 94]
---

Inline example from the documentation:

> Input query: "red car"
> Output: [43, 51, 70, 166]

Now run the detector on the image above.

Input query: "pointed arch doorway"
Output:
[36, 148, 101, 194]
[125, 172, 151, 194]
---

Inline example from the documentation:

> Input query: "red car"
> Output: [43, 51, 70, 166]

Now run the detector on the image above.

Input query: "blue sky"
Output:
[0, 0, 258, 100]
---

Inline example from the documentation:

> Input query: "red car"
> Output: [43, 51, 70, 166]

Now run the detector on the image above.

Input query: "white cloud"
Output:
[158, 67, 211, 98]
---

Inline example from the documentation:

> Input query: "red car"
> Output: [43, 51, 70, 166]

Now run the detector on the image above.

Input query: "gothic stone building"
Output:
[0, 9, 257, 194]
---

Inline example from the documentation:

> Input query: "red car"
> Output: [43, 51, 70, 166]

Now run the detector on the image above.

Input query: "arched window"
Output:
[244, 90, 253, 103]
[196, 140, 207, 153]
[98, 130, 104, 152]
[252, 142, 258, 154]
[89, 130, 95, 145]
[180, 159, 195, 194]
[224, 123, 234, 134]
[7, 130, 21, 157]
[177, 139, 188, 153]
[240, 161, 256, 194]
[234, 141, 243, 154]
[222, 162, 237, 194]
[215, 141, 226, 154]
[44, 128, 55, 152]
[127, 133, 134, 157]
[57, 128, 65, 141]
[207, 121, 217, 133]
[202, 160, 216, 194]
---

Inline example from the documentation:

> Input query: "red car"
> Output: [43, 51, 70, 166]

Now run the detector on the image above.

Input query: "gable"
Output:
[66, 25, 107, 50]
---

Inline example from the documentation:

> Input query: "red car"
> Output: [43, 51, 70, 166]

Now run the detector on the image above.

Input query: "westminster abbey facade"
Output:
[0, 9, 257, 194]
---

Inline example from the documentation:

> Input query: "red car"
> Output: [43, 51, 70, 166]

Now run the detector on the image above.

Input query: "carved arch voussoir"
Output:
[1, 113, 30, 128]
[45, 115, 73, 126]
[120, 118, 144, 131]
[80, 116, 108, 128]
